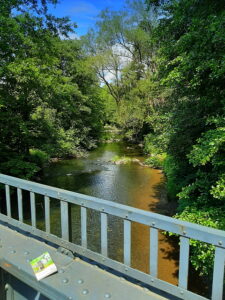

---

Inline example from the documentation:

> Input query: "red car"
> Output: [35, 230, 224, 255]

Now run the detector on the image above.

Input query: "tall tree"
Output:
[146, 0, 225, 275]
[0, 0, 103, 178]
[82, 0, 159, 140]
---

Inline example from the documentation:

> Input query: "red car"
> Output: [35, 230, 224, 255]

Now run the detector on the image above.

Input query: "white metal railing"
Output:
[0, 174, 224, 300]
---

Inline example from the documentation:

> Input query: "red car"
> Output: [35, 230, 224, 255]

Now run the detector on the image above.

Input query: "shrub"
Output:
[145, 153, 166, 169]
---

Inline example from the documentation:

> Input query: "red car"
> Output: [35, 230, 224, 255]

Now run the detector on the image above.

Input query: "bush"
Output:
[163, 155, 183, 200]
[29, 149, 50, 165]
[145, 153, 166, 169]
[174, 206, 225, 276]
[0, 157, 39, 179]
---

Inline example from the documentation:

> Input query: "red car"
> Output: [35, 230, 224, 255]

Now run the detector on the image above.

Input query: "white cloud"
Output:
[60, 32, 80, 40]
[104, 72, 115, 83]
[100, 43, 132, 85]
[68, 33, 81, 40]
[112, 43, 133, 67]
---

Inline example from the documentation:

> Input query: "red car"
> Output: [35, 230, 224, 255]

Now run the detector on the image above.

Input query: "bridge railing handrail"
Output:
[0, 174, 224, 246]
[0, 173, 224, 300]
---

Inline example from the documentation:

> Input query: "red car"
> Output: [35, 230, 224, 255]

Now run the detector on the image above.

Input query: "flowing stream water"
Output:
[38, 141, 207, 296]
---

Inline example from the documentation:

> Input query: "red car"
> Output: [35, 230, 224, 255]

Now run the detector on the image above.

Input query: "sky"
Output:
[47, 0, 126, 37]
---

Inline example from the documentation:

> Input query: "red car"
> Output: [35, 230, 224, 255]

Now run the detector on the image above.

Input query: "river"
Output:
[38, 141, 207, 296]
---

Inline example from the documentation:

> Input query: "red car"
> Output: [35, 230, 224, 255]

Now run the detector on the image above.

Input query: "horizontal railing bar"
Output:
[0, 213, 208, 300]
[1, 174, 225, 247]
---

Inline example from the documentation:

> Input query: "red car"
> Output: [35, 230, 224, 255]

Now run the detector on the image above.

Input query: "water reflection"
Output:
[39, 142, 179, 285]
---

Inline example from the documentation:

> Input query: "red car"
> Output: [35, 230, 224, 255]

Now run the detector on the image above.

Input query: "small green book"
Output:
[30, 252, 57, 281]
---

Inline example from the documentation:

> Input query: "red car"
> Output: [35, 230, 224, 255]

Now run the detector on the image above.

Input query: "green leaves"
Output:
[0, 1, 103, 178]
[211, 175, 225, 200]
[174, 206, 225, 276]
[188, 126, 225, 167]
[0, 157, 40, 179]
[143, 0, 225, 276]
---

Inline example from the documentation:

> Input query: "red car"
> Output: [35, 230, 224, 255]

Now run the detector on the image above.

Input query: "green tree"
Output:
[0, 0, 103, 178]
[146, 0, 225, 275]
[82, 0, 159, 141]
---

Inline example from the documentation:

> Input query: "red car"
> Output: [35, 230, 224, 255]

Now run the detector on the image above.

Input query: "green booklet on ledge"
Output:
[30, 252, 57, 281]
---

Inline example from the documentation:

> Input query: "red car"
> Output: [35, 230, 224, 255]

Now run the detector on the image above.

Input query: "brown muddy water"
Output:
[37, 142, 208, 297]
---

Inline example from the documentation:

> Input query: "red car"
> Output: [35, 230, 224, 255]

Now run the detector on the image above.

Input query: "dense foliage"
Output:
[1, 0, 225, 277]
[151, 0, 225, 275]
[83, 0, 225, 276]
[82, 1, 159, 141]
[0, 0, 103, 178]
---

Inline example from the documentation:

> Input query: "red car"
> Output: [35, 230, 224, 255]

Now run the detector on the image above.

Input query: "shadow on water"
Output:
[149, 180, 211, 298]
[149, 179, 178, 216]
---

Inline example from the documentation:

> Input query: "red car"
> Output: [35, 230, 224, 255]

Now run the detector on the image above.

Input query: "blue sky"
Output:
[48, 0, 126, 36]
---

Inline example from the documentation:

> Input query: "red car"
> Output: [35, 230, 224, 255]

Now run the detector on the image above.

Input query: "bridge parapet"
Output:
[0, 174, 224, 300]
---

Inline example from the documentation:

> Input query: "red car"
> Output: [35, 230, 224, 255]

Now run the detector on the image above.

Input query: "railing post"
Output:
[81, 206, 87, 248]
[44, 196, 51, 233]
[124, 219, 131, 266]
[30, 192, 36, 227]
[101, 212, 108, 257]
[68, 203, 72, 242]
[178, 236, 190, 289]
[5, 185, 11, 218]
[150, 227, 158, 277]
[212, 247, 225, 300]
[60, 200, 69, 241]
[17, 188, 23, 222]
